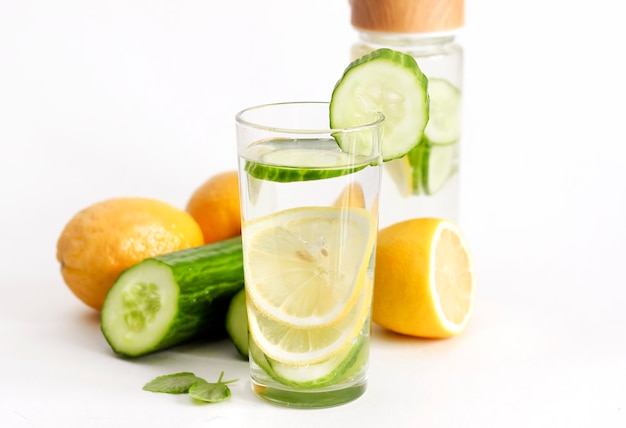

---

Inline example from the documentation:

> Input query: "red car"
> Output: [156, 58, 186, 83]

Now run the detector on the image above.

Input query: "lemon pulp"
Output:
[243, 206, 375, 368]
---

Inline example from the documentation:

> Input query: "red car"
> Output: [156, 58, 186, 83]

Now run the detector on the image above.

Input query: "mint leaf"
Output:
[189, 380, 231, 402]
[143, 372, 203, 394]
[188, 371, 238, 403]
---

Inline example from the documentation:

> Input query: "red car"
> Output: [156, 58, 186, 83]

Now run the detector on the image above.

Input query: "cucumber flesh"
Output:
[100, 237, 244, 357]
[421, 139, 459, 195]
[225, 288, 248, 358]
[405, 79, 461, 194]
[330, 48, 429, 161]
[249, 333, 367, 389]
[424, 78, 462, 145]
[244, 138, 367, 183]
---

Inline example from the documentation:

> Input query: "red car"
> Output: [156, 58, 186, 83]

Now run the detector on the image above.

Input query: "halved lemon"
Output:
[242, 206, 375, 328]
[373, 218, 475, 338]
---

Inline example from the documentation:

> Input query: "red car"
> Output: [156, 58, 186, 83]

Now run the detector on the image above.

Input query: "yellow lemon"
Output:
[186, 170, 241, 244]
[243, 206, 376, 365]
[333, 182, 366, 208]
[373, 218, 476, 338]
[57, 197, 203, 311]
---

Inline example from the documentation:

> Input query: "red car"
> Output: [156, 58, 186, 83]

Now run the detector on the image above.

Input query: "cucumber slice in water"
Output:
[244, 138, 368, 182]
[424, 78, 462, 144]
[330, 48, 429, 162]
[249, 333, 367, 389]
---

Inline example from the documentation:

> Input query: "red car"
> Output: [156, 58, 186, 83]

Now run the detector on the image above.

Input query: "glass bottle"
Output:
[349, 0, 465, 228]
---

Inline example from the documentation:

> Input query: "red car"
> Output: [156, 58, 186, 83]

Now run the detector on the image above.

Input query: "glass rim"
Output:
[235, 101, 385, 134]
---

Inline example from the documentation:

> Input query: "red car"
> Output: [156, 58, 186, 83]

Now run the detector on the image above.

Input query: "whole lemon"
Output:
[56, 197, 204, 311]
[186, 171, 241, 244]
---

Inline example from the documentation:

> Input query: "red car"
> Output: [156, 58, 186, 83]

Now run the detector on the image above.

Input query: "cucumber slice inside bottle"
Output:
[330, 48, 429, 162]
[402, 78, 461, 196]
[424, 78, 462, 145]
[421, 139, 459, 195]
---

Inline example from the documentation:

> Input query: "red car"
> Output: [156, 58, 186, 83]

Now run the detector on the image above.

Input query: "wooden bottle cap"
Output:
[350, 0, 464, 33]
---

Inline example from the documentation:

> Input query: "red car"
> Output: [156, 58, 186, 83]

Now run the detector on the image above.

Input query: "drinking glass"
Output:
[235, 101, 383, 408]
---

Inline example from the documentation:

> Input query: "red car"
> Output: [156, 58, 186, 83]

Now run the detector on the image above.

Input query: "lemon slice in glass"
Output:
[242, 206, 375, 328]
[247, 276, 373, 366]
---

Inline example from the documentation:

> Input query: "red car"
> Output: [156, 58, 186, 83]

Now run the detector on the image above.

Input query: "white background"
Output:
[1, 0, 626, 427]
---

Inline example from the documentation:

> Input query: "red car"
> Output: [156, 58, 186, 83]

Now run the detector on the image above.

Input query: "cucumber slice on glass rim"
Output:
[330, 48, 429, 162]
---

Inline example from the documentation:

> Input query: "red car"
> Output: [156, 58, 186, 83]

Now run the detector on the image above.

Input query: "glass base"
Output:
[251, 379, 367, 409]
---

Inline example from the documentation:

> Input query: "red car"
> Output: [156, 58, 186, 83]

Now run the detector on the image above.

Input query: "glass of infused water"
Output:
[235, 101, 383, 408]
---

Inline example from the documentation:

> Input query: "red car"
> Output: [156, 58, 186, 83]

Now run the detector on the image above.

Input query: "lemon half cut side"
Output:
[373, 218, 475, 338]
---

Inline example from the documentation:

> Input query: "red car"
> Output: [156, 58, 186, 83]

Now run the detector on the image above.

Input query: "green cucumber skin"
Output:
[406, 141, 424, 195]
[330, 48, 430, 162]
[155, 236, 244, 350]
[102, 236, 244, 357]
[250, 333, 367, 390]
[225, 288, 249, 358]
[337, 48, 427, 88]
[245, 160, 366, 183]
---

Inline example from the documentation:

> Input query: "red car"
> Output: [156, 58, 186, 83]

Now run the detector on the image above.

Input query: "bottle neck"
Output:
[356, 29, 458, 49]
[354, 29, 463, 59]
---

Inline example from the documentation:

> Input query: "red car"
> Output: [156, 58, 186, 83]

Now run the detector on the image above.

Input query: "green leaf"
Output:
[188, 371, 238, 403]
[142, 372, 203, 394]
[189, 380, 232, 403]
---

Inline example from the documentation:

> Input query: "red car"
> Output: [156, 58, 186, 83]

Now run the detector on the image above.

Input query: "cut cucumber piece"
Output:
[330, 48, 429, 162]
[424, 78, 462, 144]
[249, 333, 367, 389]
[421, 139, 459, 195]
[100, 237, 244, 357]
[225, 288, 248, 358]
[244, 138, 367, 182]
[403, 79, 461, 194]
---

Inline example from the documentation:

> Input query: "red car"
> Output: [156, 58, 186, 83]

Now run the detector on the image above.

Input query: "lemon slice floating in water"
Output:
[243, 206, 375, 329]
